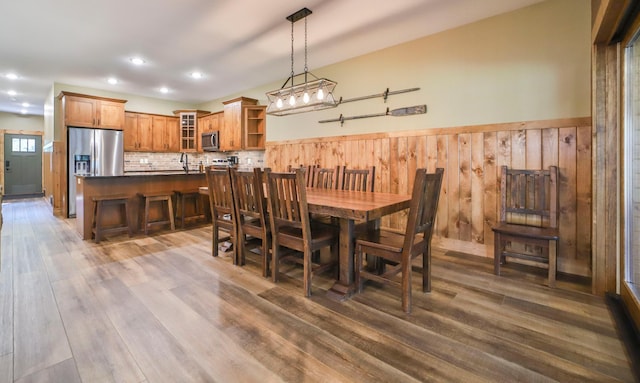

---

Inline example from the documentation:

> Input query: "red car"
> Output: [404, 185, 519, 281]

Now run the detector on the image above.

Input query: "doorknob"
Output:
[5, 160, 10, 171]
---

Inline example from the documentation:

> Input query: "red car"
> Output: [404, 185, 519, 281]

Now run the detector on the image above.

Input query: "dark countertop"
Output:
[76, 171, 206, 178]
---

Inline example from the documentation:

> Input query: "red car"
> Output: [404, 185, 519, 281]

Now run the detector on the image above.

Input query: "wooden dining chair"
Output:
[492, 166, 559, 287]
[205, 167, 236, 260]
[355, 168, 444, 313]
[287, 164, 317, 187]
[340, 166, 375, 192]
[312, 166, 342, 189]
[265, 168, 339, 297]
[230, 167, 271, 277]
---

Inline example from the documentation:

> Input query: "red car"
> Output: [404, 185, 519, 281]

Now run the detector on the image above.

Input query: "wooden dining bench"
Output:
[492, 166, 559, 287]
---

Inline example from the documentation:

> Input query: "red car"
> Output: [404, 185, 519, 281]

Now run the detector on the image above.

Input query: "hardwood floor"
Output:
[0, 198, 636, 382]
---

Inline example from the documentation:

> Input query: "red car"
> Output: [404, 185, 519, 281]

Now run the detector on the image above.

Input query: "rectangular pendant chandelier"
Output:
[265, 8, 338, 116]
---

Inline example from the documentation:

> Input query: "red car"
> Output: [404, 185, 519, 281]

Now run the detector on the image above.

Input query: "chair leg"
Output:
[422, 246, 431, 293]
[548, 239, 557, 288]
[144, 197, 151, 235]
[355, 244, 363, 293]
[212, 222, 219, 257]
[494, 232, 502, 275]
[262, 238, 270, 278]
[166, 197, 175, 231]
[402, 257, 412, 314]
[94, 201, 102, 243]
[303, 249, 312, 297]
[272, 242, 279, 283]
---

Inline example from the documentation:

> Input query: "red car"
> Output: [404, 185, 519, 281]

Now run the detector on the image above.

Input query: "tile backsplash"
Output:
[124, 151, 265, 172]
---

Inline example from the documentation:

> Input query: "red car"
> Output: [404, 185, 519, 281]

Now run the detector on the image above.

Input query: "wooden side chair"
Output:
[230, 167, 271, 277]
[265, 169, 339, 297]
[287, 164, 317, 187]
[205, 167, 236, 260]
[355, 168, 444, 313]
[312, 166, 342, 189]
[492, 166, 559, 287]
[340, 166, 375, 192]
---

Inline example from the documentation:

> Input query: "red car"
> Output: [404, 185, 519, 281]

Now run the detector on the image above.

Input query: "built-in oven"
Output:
[201, 131, 219, 152]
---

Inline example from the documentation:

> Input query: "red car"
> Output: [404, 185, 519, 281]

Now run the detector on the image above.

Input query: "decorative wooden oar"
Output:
[319, 104, 427, 126]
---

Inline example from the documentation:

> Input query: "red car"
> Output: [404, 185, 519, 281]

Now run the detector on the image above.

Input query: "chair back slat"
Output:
[340, 166, 375, 192]
[500, 166, 558, 228]
[402, 168, 444, 254]
[312, 166, 341, 189]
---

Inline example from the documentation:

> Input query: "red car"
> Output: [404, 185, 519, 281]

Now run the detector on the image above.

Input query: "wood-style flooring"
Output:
[0, 198, 636, 382]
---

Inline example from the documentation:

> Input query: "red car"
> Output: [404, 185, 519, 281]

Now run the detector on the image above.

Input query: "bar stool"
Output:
[91, 194, 132, 243]
[174, 189, 205, 228]
[139, 191, 175, 235]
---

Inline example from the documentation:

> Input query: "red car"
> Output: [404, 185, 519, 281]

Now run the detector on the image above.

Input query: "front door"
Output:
[4, 134, 42, 197]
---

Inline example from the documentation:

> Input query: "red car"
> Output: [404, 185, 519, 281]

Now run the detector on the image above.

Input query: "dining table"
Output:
[304, 188, 411, 299]
[199, 184, 411, 300]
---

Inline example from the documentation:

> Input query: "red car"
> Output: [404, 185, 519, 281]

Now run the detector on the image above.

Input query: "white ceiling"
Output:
[0, 0, 543, 116]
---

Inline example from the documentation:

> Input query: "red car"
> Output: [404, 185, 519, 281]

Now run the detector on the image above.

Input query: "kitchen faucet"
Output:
[180, 152, 189, 174]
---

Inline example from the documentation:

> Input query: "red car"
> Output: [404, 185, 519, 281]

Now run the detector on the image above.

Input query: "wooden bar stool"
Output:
[139, 191, 175, 235]
[91, 194, 132, 243]
[174, 189, 205, 228]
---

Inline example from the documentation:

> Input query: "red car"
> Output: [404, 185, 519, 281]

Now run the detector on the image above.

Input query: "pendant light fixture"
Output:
[266, 8, 338, 116]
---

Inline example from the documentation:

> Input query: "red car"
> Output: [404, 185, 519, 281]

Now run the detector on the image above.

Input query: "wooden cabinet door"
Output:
[124, 112, 138, 151]
[97, 100, 124, 129]
[137, 114, 153, 151]
[65, 96, 96, 127]
[152, 116, 167, 152]
[166, 117, 180, 152]
[222, 102, 242, 151]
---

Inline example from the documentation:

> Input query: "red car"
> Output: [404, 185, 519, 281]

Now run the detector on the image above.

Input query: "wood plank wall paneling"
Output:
[265, 117, 592, 277]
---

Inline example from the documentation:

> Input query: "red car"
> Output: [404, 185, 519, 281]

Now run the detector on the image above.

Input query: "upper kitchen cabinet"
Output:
[124, 112, 153, 151]
[197, 111, 223, 152]
[151, 115, 180, 152]
[174, 110, 210, 152]
[59, 92, 126, 130]
[222, 97, 265, 151]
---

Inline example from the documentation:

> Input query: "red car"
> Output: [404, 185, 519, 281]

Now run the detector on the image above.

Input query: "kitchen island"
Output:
[75, 172, 208, 240]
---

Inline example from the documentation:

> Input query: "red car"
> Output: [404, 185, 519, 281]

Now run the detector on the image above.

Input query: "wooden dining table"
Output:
[199, 185, 411, 300]
[305, 188, 411, 299]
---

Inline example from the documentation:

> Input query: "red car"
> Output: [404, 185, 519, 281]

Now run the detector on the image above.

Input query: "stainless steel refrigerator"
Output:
[68, 127, 124, 217]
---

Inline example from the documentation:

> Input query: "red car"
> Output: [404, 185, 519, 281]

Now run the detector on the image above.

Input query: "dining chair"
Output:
[265, 168, 339, 297]
[492, 166, 559, 287]
[230, 167, 271, 277]
[355, 168, 444, 313]
[287, 164, 317, 187]
[205, 166, 236, 260]
[312, 166, 342, 189]
[340, 166, 375, 192]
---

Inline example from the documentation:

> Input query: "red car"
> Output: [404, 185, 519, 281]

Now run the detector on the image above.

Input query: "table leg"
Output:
[327, 217, 356, 300]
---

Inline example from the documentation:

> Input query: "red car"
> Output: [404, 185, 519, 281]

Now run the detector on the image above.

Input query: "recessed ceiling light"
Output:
[190, 72, 203, 79]
[20, 109, 27, 114]
[6, 73, 18, 80]
[22, 102, 29, 107]
[7, 90, 17, 96]
[160, 87, 169, 94]
[107, 77, 118, 85]
[130, 57, 145, 65]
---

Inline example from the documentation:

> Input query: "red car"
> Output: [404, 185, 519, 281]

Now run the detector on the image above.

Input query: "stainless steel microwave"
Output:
[201, 131, 219, 151]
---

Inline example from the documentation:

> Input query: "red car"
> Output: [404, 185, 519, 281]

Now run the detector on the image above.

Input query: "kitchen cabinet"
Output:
[124, 112, 153, 151]
[197, 111, 223, 152]
[59, 92, 126, 129]
[165, 117, 180, 152]
[174, 110, 210, 152]
[222, 97, 264, 151]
